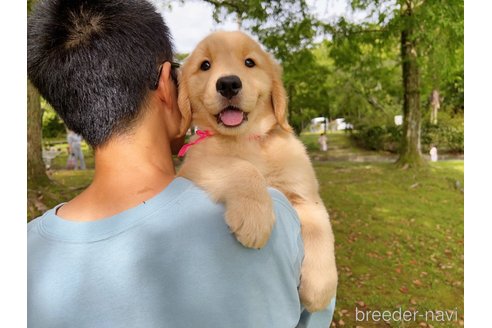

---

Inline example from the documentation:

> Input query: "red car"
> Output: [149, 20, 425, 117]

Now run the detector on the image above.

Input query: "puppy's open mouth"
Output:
[215, 106, 248, 127]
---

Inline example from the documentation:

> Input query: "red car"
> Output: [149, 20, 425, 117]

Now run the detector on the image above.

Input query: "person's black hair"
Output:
[27, 0, 175, 147]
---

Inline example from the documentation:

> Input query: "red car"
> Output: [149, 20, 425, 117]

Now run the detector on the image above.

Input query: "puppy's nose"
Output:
[216, 75, 242, 99]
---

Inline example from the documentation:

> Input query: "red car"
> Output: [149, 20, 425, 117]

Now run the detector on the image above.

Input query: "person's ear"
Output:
[155, 62, 174, 108]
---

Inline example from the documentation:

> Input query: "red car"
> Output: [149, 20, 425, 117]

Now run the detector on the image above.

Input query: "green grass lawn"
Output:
[29, 138, 464, 327]
[27, 169, 94, 219]
[319, 161, 464, 327]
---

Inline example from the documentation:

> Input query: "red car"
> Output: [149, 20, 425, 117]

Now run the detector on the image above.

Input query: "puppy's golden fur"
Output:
[177, 31, 337, 312]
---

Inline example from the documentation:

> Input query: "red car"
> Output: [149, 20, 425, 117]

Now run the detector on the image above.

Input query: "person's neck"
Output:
[57, 123, 176, 222]
[92, 133, 176, 200]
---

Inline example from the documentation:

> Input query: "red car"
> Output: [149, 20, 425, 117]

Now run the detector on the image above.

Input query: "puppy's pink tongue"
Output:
[220, 109, 244, 126]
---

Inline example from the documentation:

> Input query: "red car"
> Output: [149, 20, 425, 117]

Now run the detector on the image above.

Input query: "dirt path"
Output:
[305, 133, 463, 163]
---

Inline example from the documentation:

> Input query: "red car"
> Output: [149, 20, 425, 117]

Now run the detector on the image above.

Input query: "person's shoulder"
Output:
[27, 210, 49, 232]
[27, 207, 57, 239]
[174, 177, 219, 205]
[268, 188, 300, 223]
[27, 217, 39, 234]
[178, 180, 302, 243]
[179, 178, 291, 203]
[178, 180, 301, 232]
[169, 178, 225, 219]
[157, 179, 303, 259]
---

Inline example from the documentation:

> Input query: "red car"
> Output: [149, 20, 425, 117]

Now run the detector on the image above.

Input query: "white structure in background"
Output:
[394, 115, 403, 126]
[334, 118, 353, 130]
[310, 117, 328, 133]
[309, 117, 353, 133]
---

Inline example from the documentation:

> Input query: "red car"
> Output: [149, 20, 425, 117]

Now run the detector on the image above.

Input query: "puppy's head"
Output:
[178, 31, 292, 137]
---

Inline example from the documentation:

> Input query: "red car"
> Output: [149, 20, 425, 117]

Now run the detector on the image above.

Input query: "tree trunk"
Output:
[27, 0, 52, 221]
[429, 89, 440, 125]
[397, 1, 424, 168]
[27, 80, 49, 188]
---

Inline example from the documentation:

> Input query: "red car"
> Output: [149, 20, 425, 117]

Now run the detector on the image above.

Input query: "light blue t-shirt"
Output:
[28, 177, 335, 327]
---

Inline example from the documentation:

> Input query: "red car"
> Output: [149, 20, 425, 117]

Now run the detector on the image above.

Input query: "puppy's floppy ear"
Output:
[271, 60, 293, 133]
[177, 71, 192, 137]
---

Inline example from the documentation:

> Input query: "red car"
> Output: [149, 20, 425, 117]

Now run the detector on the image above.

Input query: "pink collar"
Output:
[178, 130, 214, 157]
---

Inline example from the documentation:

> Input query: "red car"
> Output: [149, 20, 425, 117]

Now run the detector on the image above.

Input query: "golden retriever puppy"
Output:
[176, 31, 337, 312]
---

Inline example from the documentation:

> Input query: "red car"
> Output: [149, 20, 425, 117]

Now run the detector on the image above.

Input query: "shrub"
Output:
[42, 98, 66, 138]
[43, 115, 66, 138]
[351, 124, 400, 152]
[352, 119, 463, 154]
[445, 125, 464, 153]
[422, 121, 463, 153]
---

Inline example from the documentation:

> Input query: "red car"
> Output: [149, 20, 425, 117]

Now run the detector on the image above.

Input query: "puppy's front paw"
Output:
[225, 198, 275, 249]
[299, 260, 338, 312]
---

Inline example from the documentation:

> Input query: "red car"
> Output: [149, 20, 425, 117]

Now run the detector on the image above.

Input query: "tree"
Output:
[28, 0, 49, 187]
[397, 0, 424, 166]
[418, 2, 464, 122]
[324, 30, 402, 127]
[27, 79, 49, 187]
[328, 0, 463, 167]
[27, 0, 51, 220]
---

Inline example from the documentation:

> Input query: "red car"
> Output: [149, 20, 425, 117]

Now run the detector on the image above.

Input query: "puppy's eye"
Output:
[200, 60, 211, 71]
[245, 58, 256, 68]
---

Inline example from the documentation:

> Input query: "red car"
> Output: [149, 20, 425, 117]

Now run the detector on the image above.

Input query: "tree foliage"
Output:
[42, 98, 66, 138]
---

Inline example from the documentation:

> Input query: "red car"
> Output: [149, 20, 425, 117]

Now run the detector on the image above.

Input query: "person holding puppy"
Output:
[27, 0, 335, 327]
